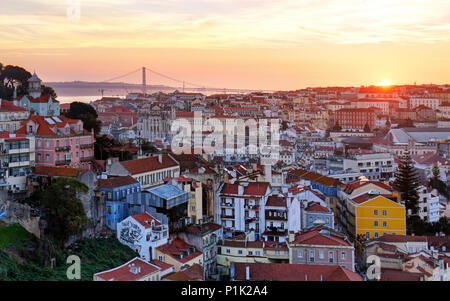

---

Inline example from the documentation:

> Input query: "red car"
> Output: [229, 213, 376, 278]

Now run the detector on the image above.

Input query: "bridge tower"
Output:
[142, 67, 147, 96]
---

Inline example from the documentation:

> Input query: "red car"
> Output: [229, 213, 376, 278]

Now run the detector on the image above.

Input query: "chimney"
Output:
[289, 231, 295, 243]
[245, 265, 250, 281]
[264, 164, 272, 184]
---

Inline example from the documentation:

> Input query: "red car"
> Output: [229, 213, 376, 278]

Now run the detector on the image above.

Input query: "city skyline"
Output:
[2, 0, 450, 90]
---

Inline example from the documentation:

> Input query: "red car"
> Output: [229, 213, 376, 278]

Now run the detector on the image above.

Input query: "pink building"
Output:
[16, 115, 95, 170]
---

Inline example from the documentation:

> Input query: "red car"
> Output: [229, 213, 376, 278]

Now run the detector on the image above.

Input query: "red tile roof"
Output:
[372, 234, 427, 243]
[94, 257, 160, 281]
[305, 202, 329, 213]
[343, 180, 393, 194]
[233, 263, 362, 281]
[288, 169, 341, 187]
[131, 212, 161, 229]
[0, 100, 28, 112]
[156, 239, 202, 264]
[351, 193, 396, 204]
[120, 154, 178, 175]
[185, 222, 222, 235]
[290, 227, 351, 247]
[33, 166, 84, 177]
[149, 259, 174, 272]
[380, 268, 423, 281]
[97, 176, 139, 189]
[220, 182, 270, 197]
[266, 195, 286, 207]
[163, 264, 204, 281]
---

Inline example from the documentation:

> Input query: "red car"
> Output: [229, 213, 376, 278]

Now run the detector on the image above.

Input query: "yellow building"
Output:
[345, 193, 406, 240]
[155, 239, 203, 272]
[216, 239, 289, 275]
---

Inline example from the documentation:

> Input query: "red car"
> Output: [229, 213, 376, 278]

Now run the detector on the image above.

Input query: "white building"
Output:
[343, 152, 395, 180]
[410, 96, 440, 110]
[0, 132, 35, 193]
[217, 181, 271, 238]
[117, 212, 169, 261]
[418, 185, 441, 223]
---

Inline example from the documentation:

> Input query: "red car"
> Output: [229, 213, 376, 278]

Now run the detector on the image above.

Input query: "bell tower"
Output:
[27, 72, 42, 98]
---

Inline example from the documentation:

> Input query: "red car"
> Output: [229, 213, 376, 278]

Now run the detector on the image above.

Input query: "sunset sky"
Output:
[1, 0, 450, 90]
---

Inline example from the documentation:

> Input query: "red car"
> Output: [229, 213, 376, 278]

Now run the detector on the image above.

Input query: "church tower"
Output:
[27, 72, 42, 98]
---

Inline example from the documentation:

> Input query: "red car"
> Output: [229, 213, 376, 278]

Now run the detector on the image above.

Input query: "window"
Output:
[366, 232, 370, 240]
[374, 210, 378, 216]
[238, 250, 243, 255]
[382, 210, 387, 216]
[319, 250, 324, 259]
[255, 251, 260, 256]
[382, 221, 387, 227]
[341, 252, 346, 260]
[329, 251, 334, 263]
[248, 251, 253, 256]
[226, 249, 230, 254]
[309, 250, 315, 262]
[298, 250, 303, 258]
[374, 221, 379, 227]
[45, 154, 50, 161]
[374, 232, 379, 238]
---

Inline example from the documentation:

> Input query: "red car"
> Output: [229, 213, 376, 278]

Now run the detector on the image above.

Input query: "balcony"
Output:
[80, 143, 94, 149]
[221, 214, 235, 219]
[55, 146, 71, 152]
[221, 203, 234, 208]
[55, 159, 71, 166]
[80, 156, 94, 162]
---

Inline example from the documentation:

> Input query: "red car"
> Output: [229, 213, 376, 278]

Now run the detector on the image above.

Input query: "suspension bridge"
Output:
[97, 67, 275, 96]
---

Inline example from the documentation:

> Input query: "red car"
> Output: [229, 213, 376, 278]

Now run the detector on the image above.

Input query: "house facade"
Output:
[16, 115, 95, 170]
[287, 227, 355, 272]
[97, 175, 141, 230]
[117, 212, 169, 261]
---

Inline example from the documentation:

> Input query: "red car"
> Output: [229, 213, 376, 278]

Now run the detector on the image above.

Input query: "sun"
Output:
[376, 80, 392, 86]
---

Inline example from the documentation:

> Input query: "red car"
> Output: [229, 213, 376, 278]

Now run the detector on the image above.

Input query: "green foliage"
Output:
[429, 166, 450, 199]
[94, 134, 135, 161]
[0, 238, 138, 281]
[0, 224, 32, 248]
[34, 178, 89, 247]
[407, 216, 450, 236]
[64, 102, 101, 135]
[0, 63, 56, 100]
[393, 151, 420, 216]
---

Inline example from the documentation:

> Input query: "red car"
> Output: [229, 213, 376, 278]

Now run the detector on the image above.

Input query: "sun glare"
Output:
[376, 80, 392, 86]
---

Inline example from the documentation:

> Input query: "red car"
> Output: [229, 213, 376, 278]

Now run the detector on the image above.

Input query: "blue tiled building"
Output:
[303, 201, 335, 230]
[97, 175, 141, 230]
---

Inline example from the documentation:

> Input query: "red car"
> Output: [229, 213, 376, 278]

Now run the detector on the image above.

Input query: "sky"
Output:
[1, 0, 450, 90]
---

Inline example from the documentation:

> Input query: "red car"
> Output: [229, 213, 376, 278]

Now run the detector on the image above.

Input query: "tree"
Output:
[429, 165, 449, 199]
[363, 123, 371, 132]
[0, 63, 57, 100]
[64, 102, 101, 135]
[41, 85, 57, 99]
[35, 178, 89, 248]
[332, 122, 342, 131]
[393, 151, 420, 217]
